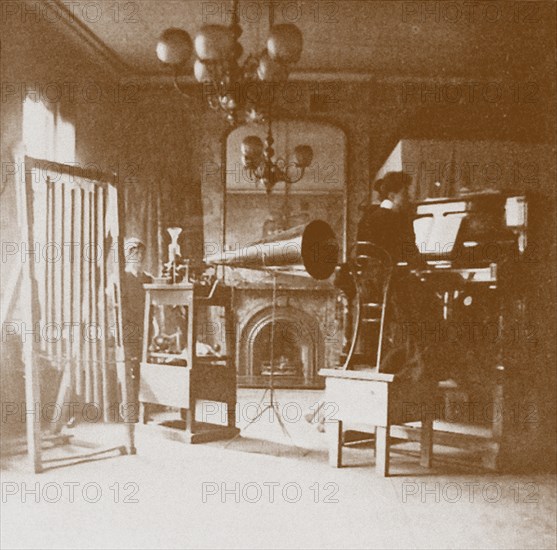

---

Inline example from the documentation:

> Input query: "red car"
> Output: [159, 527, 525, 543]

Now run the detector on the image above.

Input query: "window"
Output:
[23, 96, 75, 164]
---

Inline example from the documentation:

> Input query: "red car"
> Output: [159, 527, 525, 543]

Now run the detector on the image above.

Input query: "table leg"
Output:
[139, 403, 151, 425]
[420, 415, 433, 468]
[328, 420, 343, 468]
[375, 426, 390, 477]
[184, 408, 193, 434]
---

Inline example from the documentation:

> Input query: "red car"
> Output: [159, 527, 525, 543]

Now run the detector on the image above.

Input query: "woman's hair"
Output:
[373, 171, 412, 201]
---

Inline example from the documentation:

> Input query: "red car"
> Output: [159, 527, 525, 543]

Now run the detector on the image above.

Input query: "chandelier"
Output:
[155, 0, 303, 125]
[241, 119, 313, 195]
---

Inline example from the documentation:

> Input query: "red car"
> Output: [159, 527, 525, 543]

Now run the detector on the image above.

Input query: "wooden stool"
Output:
[319, 368, 434, 477]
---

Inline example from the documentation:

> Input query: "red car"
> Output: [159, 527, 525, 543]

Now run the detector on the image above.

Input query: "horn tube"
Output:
[204, 220, 339, 280]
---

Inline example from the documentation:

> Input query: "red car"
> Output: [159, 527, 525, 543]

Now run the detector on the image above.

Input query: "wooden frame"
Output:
[19, 156, 134, 472]
[221, 117, 350, 279]
[138, 283, 240, 444]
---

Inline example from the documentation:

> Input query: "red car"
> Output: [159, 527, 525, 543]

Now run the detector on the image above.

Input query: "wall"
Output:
[178, 76, 556, 253]
[104, 89, 205, 268]
[0, 4, 122, 421]
[0, 6, 206, 417]
[0, 6, 117, 308]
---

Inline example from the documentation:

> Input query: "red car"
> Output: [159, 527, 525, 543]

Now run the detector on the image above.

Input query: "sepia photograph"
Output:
[0, 1, 556, 548]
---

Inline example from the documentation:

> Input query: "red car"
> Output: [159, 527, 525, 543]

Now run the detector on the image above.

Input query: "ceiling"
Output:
[59, 0, 555, 80]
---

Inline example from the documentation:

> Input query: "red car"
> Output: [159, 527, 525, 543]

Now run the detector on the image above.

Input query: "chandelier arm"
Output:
[172, 73, 193, 99]
[253, 165, 265, 181]
[286, 166, 305, 185]
[207, 96, 219, 110]
[275, 157, 287, 170]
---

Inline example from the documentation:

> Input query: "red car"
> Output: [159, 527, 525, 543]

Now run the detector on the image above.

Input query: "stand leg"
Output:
[274, 403, 293, 439]
[328, 420, 343, 468]
[375, 426, 390, 477]
[224, 391, 271, 447]
[420, 415, 433, 468]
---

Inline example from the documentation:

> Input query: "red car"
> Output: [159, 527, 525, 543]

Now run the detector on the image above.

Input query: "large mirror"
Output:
[224, 119, 347, 260]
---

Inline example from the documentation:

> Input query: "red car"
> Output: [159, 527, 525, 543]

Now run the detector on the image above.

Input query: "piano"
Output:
[320, 191, 535, 474]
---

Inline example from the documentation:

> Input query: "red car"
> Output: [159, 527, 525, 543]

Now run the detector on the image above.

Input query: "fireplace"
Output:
[215, 118, 347, 388]
[253, 320, 305, 379]
[245, 306, 316, 385]
[230, 280, 341, 389]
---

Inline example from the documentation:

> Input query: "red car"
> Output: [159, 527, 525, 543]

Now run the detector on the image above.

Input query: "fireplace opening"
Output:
[238, 305, 325, 388]
[252, 320, 308, 379]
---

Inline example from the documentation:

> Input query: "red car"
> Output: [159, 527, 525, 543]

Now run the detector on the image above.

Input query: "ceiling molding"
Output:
[118, 73, 509, 89]
[117, 74, 374, 87]
[44, 0, 134, 78]
[43, 0, 515, 88]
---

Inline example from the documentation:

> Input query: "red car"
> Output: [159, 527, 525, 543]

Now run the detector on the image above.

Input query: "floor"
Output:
[1, 389, 556, 550]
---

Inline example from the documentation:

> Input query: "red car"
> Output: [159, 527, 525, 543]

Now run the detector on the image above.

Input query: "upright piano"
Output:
[321, 191, 538, 474]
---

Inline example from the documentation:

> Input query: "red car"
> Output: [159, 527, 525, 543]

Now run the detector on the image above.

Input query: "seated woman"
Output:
[336, 172, 431, 378]
[357, 171, 422, 266]
[308, 174, 440, 430]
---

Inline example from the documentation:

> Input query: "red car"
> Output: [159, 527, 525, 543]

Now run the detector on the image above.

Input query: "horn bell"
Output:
[204, 219, 339, 280]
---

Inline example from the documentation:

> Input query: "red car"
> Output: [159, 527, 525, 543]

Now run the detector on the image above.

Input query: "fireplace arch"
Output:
[238, 305, 324, 387]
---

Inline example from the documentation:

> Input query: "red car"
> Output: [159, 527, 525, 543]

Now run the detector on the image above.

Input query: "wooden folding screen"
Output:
[20, 156, 133, 472]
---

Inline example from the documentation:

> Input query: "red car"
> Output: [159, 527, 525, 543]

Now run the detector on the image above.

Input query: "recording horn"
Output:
[204, 220, 339, 280]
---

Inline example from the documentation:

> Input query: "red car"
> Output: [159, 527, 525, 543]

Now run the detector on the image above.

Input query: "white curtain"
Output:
[23, 96, 75, 164]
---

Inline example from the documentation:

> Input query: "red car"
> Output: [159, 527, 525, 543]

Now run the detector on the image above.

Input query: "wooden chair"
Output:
[320, 242, 434, 476]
